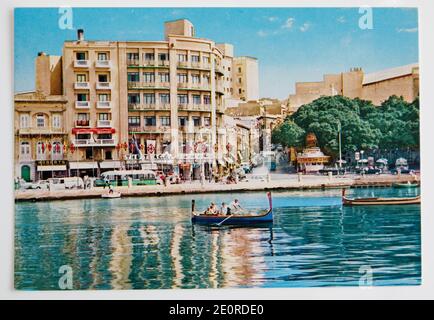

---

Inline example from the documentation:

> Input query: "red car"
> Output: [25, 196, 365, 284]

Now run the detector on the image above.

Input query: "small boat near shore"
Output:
[392, 181, 419, 188]
[101, 192, 121, 199]
[342, 189, 420, 206]
[191, 192, 273, 225]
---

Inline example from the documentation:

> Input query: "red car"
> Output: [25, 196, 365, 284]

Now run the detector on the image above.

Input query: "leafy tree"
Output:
[271, 121, 305, 147]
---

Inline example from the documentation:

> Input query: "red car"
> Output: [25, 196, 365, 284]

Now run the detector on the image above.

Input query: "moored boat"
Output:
[191, 192, 273, 225]
[342, 189, 420, 206]
[392, 181, 419, 188]
[101, 192, 121, 199]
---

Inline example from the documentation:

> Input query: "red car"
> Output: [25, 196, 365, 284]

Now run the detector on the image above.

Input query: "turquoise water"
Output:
[15, 187, 421, 290]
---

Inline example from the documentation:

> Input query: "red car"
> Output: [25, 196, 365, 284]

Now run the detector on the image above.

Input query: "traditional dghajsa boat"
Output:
[191, 192, 273, 225]
[392, 181, 419, 189]
[341, 189, 420, 206]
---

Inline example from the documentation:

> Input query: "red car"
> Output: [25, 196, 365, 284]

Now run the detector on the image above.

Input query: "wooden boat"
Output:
[191, 192, 273, 225]
[101, 192, 121, 199]
[342, 189, 420, 206]
[392, 181, 419, 188]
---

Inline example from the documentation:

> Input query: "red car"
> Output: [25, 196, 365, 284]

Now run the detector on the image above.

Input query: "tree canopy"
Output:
[271, 95, 419, 157]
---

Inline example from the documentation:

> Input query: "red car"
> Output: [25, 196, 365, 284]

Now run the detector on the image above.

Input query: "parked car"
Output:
[48, 177, 84, 190]
[390, 167, 412, 175]
[23, 180, 50, 190]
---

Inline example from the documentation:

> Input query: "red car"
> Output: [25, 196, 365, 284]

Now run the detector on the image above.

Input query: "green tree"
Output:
[271, 121, 305, 148]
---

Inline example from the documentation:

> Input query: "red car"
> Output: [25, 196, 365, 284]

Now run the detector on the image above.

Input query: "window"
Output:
[77, 113, 89, 121]
[52, 114, 61, 128]
[36, 141, 45, 158]
[97, 52, 108, 61]
[144, 116, 156, 126]
[98, 113, 109, 121]
[238, 67, 242, 73]
[228, 67, 231, 71]
[203, 56, 210, 64]
[204, 95, 211, 105]
[77, 133, 91, 140]
[20, 142, 30, 157]
[143, 72, 155, 83]
[238, 78, 242, 84]
[179, 117, 188, 127]
[98, 94, 109, 101]
[178, 54, 187, 62]
[177, 73, 188, 83]
[36, 114, 45, 127]
[76, 52, 86, 60]
[159, 93, 170, 104]
[238, 88, 242, 94]
[19, 114, 29, 128]
[144, 53, 155, 61]
[127, 52, 139, 62]
[128, 116, 140, 126]
[98, 74, 109, 82]
[204, 117, 211, 126]
[159, 72, 169, 83]
[160, 116, 170, 126]
[191, 55, 200, 63]
[192, 95, 201, 105]
[77, 93, 87, 101]
[127, 72, 139, 82]
[177, 94, 188, 104]
[105, 150, 112, 160]
[191, 74, 200, 83]
[203, 74, 210, 84]
[128, 93, 140, 104]
[76, 74, 87, 82]
[192, 117, 201, 126]
[144, 93, 155, 104]
[158, 53, 168, 61]
[52, 142, 62, 155]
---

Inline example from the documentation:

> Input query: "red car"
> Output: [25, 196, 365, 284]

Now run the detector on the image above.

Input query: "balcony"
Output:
[177, 61, 190, 68]
[178, 104, 212, 112]
[74, 139, 115, 147]
[96, 82, 112, 90]
[75, 120, 91, 127]
[95, 60, 111, 68]
[143, 60, 155, 66]
[216, 84, 225, 94]
[96, 101, 112, 109]
[215, 65, 224, 75]
[74, 82, 90, 90]
[74, 60, 90, 68]
[127, 59, 139, 66]
[177, 82, 189, 89]
[128, 81, 169, 89]
[128, 103, 170, 111]
[18, 126, 65, 135]
[97, 120, 112, 128]
[75, 101, 90, 109]
[158, 60, 170, 67]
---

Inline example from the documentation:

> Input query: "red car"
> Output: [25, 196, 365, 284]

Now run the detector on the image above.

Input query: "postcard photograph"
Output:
[13, 7, 421, 290]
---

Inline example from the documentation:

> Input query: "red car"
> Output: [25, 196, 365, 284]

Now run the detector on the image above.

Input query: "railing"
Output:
[177, 61, 190, 68]
[215, 65, 224, 74]
[95, 60, 111, 68]
[127, 59, 139, 66]
[97, 120, 112, 128]
[75, 101, 90, 109]
[177, 82, 189, 89]
[74, 138, 115, 146]
[74, 60, 89, 68]
[177, 82, 211, 90]
[127, 81, 169, 89]
[178, 104, 212, 112]
[96, 101, 111, 109]
[96, 82, 111, 90]
[158, 60, 170, 67]
[75, 120, 91, 127]
[18, 127, 65, 135]
[128, 103, 170, 111]
[74, 82, 90, 89]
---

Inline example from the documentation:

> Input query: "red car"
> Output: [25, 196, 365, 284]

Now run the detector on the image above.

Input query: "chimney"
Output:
[77, 29, 84, 41]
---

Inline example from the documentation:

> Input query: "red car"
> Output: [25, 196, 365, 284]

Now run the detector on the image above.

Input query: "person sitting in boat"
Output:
[230, 199, 243, 213]
[108, 184, 114, 194]
[220, 202, 230, 215]
[204, 202, 217, 215]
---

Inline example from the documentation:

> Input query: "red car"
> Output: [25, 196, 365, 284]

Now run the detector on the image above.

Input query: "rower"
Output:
[230, 199, 243, 213]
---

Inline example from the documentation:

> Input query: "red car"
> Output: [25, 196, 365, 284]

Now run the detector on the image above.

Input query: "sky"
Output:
[14, 7, 419, 99]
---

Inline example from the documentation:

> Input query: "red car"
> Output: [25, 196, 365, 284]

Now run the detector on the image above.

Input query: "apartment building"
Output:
[232, 56, 259, 101]
[62, 19, 259, 178]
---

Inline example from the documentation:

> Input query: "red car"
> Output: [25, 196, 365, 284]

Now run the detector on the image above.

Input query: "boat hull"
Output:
[192, 210, 273, 225]
[392, 183, 419, 189]
[101, 192, 121, 199]
[343, 196, 420, 206]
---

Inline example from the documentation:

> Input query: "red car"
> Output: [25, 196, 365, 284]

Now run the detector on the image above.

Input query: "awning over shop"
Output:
[69, 162, 98, 170]
[37, 165, 67, 172]
[99, 161, 122, 169]
[72, 128, 116, 134]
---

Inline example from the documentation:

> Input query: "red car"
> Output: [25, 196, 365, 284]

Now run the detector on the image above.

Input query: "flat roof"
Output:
[363, 63, 418, 85]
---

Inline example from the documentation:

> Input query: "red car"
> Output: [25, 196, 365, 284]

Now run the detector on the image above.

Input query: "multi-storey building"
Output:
[27, 19, 259, 180]
[232, 56, 259, 101]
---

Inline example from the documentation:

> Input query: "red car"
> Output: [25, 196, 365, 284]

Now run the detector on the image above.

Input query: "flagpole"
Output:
[338, 121, 342, 169]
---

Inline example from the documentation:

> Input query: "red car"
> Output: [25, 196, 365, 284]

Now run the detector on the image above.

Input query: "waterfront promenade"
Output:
[15, 173, 419, 202]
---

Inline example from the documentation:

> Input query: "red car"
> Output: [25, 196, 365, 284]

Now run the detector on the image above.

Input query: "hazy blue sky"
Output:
[14, 7, 419, 99]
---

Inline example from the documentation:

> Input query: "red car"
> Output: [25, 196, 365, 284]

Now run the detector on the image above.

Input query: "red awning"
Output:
[72, 128, 116, 134]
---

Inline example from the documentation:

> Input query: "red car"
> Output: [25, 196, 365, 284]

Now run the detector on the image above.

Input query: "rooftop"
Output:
[363, 63, 418, 85]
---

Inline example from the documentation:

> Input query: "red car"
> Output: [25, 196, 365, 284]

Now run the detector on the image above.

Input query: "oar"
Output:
[215, 214, 233, 226]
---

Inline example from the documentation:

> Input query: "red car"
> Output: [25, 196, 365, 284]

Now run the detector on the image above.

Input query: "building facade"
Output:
[16, 19, 260, 181]
[288, 63, 419, 109]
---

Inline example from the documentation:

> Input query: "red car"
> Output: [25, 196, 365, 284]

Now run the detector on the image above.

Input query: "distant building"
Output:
[232, 56, 259, 101]
[288, 63, 419, 109]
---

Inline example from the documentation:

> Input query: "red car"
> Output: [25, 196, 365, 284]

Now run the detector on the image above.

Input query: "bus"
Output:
[94, 170, 159, 187]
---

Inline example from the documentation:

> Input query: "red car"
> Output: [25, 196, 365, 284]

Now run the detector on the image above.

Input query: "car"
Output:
[390, 167, 412, 175]
[23, 180, 50, 190]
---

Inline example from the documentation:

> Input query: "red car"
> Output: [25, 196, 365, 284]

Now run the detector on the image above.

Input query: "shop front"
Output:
[36, 160, 68, 180]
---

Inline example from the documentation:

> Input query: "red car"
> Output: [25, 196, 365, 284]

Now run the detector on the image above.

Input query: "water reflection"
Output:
[15, 188, 421, 290]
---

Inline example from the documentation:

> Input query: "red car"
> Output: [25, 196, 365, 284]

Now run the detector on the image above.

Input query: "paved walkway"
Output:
[15, 173, 419, 202]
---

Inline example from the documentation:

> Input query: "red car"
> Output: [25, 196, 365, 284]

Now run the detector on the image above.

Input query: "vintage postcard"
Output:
[14, 7, 420, 290]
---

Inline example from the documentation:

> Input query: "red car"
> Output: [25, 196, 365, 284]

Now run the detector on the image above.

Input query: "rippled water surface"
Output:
[15, 187, 421, 289]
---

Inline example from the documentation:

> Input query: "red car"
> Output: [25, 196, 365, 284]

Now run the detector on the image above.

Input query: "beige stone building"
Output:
[288, 63, 419, 109]
[232, 56, 259, 101]
[16, 19, 259, 180]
